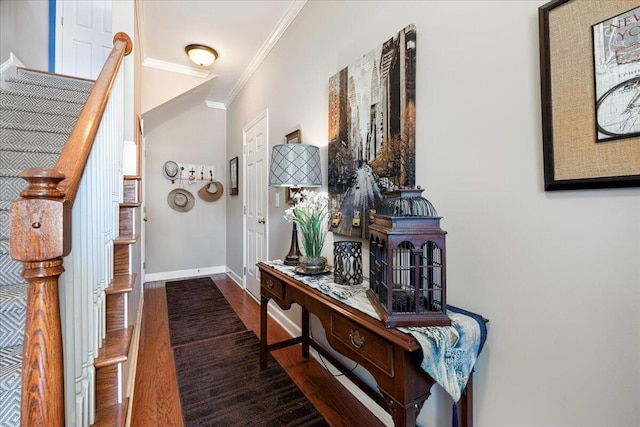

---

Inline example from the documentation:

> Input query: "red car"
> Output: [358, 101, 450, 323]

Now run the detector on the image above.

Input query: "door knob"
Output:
[258, 217, 266, 224]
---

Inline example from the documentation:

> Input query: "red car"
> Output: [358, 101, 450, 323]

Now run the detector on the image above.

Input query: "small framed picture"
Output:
[285, 129, 301, 144]
[230, 157, 238, 196]
[285, 187, 295, 205]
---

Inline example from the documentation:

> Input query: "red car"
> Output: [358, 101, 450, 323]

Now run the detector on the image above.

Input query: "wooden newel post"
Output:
[10, 168, 71, 426]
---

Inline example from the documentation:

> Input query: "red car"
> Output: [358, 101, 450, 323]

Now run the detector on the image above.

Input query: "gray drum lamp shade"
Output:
[269, 144, 322, 187]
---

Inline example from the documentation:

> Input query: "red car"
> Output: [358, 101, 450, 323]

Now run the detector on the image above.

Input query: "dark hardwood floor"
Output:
[130, 274, 385, 427]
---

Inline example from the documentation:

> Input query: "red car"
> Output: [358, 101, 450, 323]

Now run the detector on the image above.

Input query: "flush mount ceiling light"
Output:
[185, 44, 218, 67]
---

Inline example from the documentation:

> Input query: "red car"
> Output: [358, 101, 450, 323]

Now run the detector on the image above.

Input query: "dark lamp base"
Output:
[284, 254, 301, 266]
[284, 222, 302, 266]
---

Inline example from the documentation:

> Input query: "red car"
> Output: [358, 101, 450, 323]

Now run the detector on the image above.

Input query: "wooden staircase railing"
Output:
[9, 32, 133, 426]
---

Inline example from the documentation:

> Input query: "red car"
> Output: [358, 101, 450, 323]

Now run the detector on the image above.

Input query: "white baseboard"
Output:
[144, 265, 226, 282]
[225, 268, 243, 287]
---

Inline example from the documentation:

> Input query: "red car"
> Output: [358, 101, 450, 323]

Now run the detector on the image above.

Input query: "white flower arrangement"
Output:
[284, 189, 329, 259]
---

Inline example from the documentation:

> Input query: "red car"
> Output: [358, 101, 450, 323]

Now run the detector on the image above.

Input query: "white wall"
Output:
[0, 0, 48, 69]
[226, 1, 640, 426]
[144, 98, 227, 277]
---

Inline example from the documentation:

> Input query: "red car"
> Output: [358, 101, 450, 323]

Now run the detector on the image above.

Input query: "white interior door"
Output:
[244, 111, 269, 300]
[56, 0, 113, 79]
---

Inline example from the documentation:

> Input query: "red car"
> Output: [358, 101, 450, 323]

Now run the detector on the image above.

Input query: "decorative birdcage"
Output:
[367, 188, 451, 327]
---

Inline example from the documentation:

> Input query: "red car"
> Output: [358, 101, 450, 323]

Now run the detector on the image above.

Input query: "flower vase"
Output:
[299, 256, 327, 274]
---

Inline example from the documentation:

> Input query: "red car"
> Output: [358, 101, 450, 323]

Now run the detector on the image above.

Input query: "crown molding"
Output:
[224, 0, 307, 106]
[205, 101, 226, 110]
[143, 57, 213, 78]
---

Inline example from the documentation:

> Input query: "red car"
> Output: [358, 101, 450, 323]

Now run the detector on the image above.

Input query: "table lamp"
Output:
[269, 143, 322, 265]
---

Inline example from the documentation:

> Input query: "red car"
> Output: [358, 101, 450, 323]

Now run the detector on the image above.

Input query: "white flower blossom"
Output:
[283, 190, 329, 258]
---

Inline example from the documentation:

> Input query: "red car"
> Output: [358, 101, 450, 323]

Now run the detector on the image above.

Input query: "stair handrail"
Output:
[56, 32, 133, 205]
[9, 32, 133, 426]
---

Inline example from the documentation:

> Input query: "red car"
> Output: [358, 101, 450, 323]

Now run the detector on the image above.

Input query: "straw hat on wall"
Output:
[167, 188, 195, 212]
[198, 181, 224, 202]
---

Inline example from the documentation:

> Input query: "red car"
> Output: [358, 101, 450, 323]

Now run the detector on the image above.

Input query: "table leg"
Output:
[390, 399, 418, 427]
[301, 306, 310, 359]
[460, 371, 473, 427]
[260, 295, 270, 370]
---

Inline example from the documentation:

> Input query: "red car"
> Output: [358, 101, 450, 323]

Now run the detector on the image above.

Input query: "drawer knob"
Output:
[266, 279, 275, 290]
[349, 329, 365, 349]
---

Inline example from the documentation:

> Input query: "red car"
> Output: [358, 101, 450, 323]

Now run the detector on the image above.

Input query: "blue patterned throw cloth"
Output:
[263, 260, 488, 403]
[401, 305, 487, 402]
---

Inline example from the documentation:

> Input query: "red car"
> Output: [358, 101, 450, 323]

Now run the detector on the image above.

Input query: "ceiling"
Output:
[137, 0, 305, 109]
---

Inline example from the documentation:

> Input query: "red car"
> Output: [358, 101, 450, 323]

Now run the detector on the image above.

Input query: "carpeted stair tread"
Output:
[0, 240, 23, 287]
[17, 68, 94, 92]
[5, 76, 93, 95]
[0, 101, 81, 117]
[0, 89, 86, 113]
[1, 168, 33, 178]
[0, 120, 74, 135]
[0, 178, 27, 205]
[0, 127, 70, 148]
[0, 345, 22, 391]
[0, 344, 23, 427]
[0, 140, 67, 154]
[0, 239, 10, 255]
[4, 80, 91, 102]
[0, 284, 26, 348]
[1, 150, 60, 171]
[0, 210, 7, 239]
[1, 104, 81, 129]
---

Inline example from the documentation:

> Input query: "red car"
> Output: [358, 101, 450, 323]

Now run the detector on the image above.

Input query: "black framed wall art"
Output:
[539, 0, 640, 190]
[230, 156, 239, 196]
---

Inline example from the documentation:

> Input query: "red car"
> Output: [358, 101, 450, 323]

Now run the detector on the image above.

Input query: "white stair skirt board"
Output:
[144, 266, 227, 283]
[0, 53, 24, 88]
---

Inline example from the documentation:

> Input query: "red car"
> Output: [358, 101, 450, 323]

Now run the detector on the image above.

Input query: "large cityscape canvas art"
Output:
[328, 25, 416, 238]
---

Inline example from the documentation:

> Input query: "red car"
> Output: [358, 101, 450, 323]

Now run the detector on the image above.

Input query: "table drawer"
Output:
[330, 312, 394, 376]
[261, 273, 285, 300]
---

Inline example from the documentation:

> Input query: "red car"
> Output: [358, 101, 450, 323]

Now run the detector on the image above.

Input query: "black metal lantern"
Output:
[367, 188, 451, 328]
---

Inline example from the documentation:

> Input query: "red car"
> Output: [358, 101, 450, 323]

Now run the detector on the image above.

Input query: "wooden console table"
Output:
[258, 262, 475, 427]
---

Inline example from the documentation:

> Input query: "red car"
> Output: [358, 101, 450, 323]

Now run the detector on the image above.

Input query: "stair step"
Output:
[17, 68, 95, 92]
[0, 345, 22, 427]
[0, 177, 26, 209]
[6, 76, 92, 94]
[0, 149, 60, 172]
[0, 102, 80, 129]
[0, 120, 74, 136]
[0, 284, 26, 348]
[92, 398, 129, 427]
[114, 234, 138, 245]
[94, 326, 133, 369]
[0, 125, 71, 150]
[0, 240, 24, 287]
[0, 140, 67, 155]
[0, 209, 7, 240]
[0, 89, 86, 114]
[106, 274, 136, 295]
[4, 78, 92, 102]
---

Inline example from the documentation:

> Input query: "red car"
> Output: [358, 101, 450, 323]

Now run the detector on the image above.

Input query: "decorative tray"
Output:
[293, 266, 332, 276]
